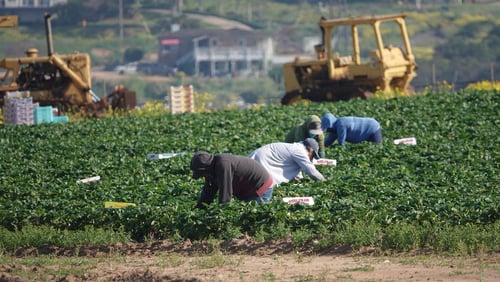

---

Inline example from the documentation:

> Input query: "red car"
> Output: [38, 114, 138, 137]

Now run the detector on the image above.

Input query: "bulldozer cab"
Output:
[318, 14, 414, 67]
[282, 13, 417, 105]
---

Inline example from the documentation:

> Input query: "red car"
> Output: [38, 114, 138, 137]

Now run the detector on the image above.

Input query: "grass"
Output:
[0, 214, 498, 256]
[0, 254, 101, 281]
[155, 252, 185, 267]
[335, 274, 353, 280]
[341, 265, 375, 272]
[191, 252, 230, 269]
[0, 225, 130, 252]
[261, 271, 277, 281]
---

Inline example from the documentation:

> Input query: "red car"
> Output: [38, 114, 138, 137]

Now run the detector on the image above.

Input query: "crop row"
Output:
[0, 90, 498, 242]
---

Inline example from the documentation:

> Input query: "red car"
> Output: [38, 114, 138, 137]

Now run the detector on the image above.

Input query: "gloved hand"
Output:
[319, 150, 325, 158]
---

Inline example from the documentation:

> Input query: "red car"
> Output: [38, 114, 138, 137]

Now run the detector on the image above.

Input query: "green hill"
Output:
[1, 1, 498, 107]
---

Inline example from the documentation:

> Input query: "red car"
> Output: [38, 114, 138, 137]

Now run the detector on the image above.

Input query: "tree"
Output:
[124, 47, 144, 63]
[431, 20, 498, 85]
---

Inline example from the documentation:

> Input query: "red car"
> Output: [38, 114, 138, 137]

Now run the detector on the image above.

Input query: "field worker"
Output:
[248, 138, 326, 189]
[190, 151, 274, 209]
[321, 113, 382, 146]
[285, 115, 325, 158]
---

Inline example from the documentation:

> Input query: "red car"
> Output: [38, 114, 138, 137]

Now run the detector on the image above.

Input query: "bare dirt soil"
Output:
[1, 236, 498, 281]
[92, 70, 174, 84]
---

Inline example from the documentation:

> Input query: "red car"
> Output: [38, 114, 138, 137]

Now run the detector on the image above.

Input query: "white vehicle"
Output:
[113, 62, 138, 75]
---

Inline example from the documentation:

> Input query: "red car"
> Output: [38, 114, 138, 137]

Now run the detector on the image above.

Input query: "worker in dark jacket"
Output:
[321, 113, 382, 146]
[190, 151, 274, 209]
[285, 115, 325, 158]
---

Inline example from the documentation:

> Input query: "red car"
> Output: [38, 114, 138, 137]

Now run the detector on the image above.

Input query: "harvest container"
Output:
[53, 116, 69, 123]
[34, 106, 54, 124]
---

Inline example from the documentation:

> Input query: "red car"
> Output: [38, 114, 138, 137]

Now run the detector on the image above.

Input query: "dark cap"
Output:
[308, 121, 323, 135]
[190, 151, 214, 179]
[303, 138, 320, 159]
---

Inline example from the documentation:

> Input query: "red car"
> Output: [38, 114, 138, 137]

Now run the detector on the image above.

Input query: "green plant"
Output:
[334, 221, 382, 248]
[0, 89, 498, 254]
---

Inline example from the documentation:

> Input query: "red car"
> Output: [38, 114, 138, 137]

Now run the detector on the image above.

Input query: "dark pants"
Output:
[237, 177, 274, 203]
[368, 129, 383, 143]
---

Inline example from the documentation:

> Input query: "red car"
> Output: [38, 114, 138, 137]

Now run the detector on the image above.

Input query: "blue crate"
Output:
[53, 116, 69, 123]
[34, 106, 53, 124]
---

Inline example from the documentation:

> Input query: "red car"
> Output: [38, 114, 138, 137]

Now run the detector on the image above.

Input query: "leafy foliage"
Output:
[0, 88, 498, 251]
[123, 47, 144, 63]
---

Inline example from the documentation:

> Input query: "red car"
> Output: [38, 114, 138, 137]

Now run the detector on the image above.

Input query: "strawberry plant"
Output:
[0, 89, 498, 251]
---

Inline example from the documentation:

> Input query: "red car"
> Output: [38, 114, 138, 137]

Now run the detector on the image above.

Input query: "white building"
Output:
[0, 0, 67, 8]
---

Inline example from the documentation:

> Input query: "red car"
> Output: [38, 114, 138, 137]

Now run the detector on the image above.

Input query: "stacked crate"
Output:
[33, 106, 69, 124]
[34, 106, 54, 124]
[2, 92, 70, 125]
[2, 92, 35, 125]
[169, 85, 195, 114]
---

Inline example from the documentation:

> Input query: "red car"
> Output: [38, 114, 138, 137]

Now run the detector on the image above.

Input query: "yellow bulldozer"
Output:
[0, 14, 135, 114]
[281, 13, 417, 105]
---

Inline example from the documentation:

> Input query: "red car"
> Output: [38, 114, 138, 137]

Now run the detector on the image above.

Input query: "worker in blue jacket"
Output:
[321, 113, 382, 146]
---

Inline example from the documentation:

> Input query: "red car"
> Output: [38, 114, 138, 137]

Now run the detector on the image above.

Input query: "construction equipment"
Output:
[281, 13, 417, 105]
[106, 84, 137, 111]
[0, 14, 135, 114]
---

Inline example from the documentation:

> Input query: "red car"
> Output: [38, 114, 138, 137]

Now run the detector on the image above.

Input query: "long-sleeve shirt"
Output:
[248, 142, 326, 186]
[324, 117, 381, 146]
[196, 154, 273, 208]
[284, 115, 325, 158]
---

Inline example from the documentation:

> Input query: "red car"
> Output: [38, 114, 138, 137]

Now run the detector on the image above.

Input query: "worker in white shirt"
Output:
[248, 138, 326, 190]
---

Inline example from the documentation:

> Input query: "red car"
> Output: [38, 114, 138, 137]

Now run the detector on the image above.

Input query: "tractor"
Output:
[281, 13, 417, 105]
[0, 14, 136, 114]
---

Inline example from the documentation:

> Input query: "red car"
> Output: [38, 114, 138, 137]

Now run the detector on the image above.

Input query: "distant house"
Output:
[158, 28, 274, 77]
[0, 0, 67, 8]
[0, 0, 67, 23]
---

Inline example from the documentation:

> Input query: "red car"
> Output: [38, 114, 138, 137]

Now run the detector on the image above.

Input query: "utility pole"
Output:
[119, 0, 124, 41]
[491, 63, 495, 82]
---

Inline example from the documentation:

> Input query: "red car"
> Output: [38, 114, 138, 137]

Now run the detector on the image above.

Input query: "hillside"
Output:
[0, 1, 498, 107]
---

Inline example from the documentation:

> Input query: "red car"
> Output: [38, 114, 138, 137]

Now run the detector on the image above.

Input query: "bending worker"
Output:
[321, 113, 383, 146]
[248, 138, 326, 192]
[285, 115, 325, 158]
[190, 151, 274, 209]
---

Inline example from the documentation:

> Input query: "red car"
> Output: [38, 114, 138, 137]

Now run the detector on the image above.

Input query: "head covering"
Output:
[303, 138, 321, 159]
[321, 113, 337, 132]
[308, 121, 323, 135]
[190, 151, 214, 179]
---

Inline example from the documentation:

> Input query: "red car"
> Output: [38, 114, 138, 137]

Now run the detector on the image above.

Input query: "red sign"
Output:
[161, 38, 180, 45]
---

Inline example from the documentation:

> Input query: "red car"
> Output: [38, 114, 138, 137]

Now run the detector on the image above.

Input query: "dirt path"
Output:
[185, 13, 253, 30]
[92, 70, 174, 84]
[1, 238, 498, 281]
[1, 252, 497, 281]
[145, 9, 254, 31]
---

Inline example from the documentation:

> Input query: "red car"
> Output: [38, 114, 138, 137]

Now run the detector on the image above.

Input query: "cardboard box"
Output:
[313, 158, 337, 166]
[394, 137, 417, 145]
[283, 197, 315, 206]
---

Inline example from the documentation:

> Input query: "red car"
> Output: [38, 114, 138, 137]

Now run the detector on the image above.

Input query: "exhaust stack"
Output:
[44, 13, 54, 56]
